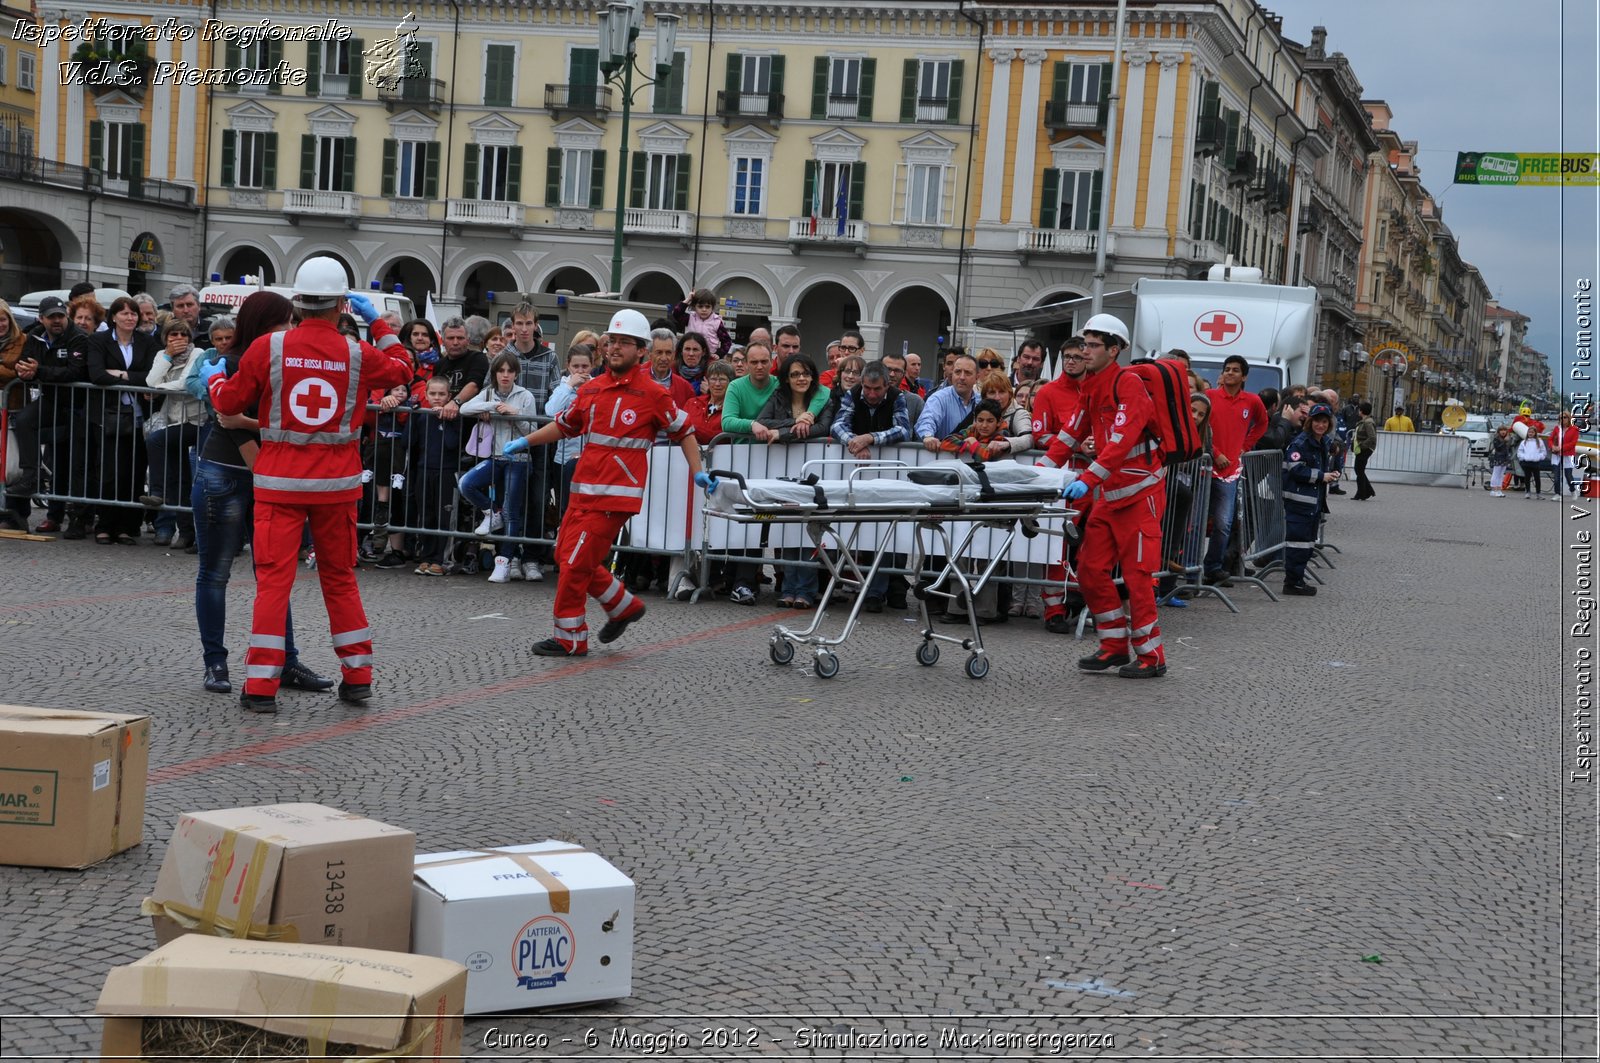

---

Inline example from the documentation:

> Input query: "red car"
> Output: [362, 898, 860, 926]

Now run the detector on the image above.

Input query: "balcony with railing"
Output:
[915, 96, 951, 123]
[545, 83, 614, 117]
[378, 77, 446, 112]
[624, 208, 692, 236]
[787, 216, 865, 244]
[716, 89, 784, 124]
[283, 189, 361, 217]
[825, 93, 860, 120]
[1044, 98, 1105, 131]
[445, 199, 524, 226]
[1016, 228, 1107, 255]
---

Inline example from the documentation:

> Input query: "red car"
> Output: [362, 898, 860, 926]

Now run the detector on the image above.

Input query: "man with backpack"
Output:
[1061, 314, 1170, 679]
[1202, 354, 1269, 586]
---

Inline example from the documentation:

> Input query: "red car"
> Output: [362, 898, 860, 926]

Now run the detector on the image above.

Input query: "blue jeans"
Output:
[149, 424, 199, 537]
[459, 458, 529, 558]
[780, 549, 818, 603]
[1204, 476, 1239, 576]
[192, 459, 300, 670]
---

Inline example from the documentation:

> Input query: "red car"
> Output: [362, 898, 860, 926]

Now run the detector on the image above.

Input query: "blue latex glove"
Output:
[694, 471, 718, 492]
[346, 293, 379, 324]
[1063, 479, 1090, 501]
[198, 358, 228, 390]
[503, 437, 530, 457]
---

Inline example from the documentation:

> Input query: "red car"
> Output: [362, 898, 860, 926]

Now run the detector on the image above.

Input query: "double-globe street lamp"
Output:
[599, 0, 679, 294]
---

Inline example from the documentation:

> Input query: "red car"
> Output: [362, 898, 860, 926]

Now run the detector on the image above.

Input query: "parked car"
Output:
[1442, 415, 1493, 458]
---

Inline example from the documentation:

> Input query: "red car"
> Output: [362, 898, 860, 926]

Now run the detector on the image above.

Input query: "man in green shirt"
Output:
[720, 341, 831, 440]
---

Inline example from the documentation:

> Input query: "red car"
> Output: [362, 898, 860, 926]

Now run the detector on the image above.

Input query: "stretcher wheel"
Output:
[964, 655, 990, 680]
[916, 641, 940, 666]
[769, 638, 795, 665]
[814, 651, 840, 679]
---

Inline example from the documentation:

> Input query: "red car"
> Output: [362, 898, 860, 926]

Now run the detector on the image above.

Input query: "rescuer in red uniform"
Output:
[1030, 335, 1093, 634]
[506, 309, 713, 657]
[200, 258, 411, 712]
[1061, 314, 1169, 679]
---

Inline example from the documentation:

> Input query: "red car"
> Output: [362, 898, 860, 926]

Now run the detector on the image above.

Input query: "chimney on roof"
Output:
[1309, 26, 1327, 60]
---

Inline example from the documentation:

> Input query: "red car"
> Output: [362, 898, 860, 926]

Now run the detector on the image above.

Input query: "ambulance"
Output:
[487, 291, 666, 349]
[199, 280, 416, 324]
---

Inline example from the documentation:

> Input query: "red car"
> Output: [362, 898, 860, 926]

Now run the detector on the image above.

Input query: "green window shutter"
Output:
[653, 51, 684, 113]
[1200, 80, 1219, 117]
[220, 129, 236, 187]
[1223, 109, 1240, 167]
[128, 123, 144, 193]
[900, 58, 918, 122]
[348, 39, 363, 98]
[266, 40, 283, 95]
[299, 133, 314, 188]
[1050, 61, 1069, 108]
[1088, 170, 1103, 230]
[305, 42, 320, 95]
[1038, 168, 1059, 229]
[485, 44, 513, 107]
[945, 59, 963, 123]
[629, 153, 646, 209]
[857, 57, 875, 121]
[341, 136, 356, 191]
[423, 141, 439, 198]
[589, 150, 606, 209]
[1097, 62, 1112, 126]
[263, 132, 278, 188]
[810, 56, 827, 119]
[769, 55, 785, 98]
[506, 145, 522, 202]
[545, 146, 561, 207]
[463, 144, 479, 198]
[225, 41, 240, 71]
[848, 161, 865, 219]
[724, 53, 740, 99]
[569, 47, 597, 107]
[674, 153, 690, 210]
[801, 159, 815, 213]
[381, 138, 396, 197]
[417, 41, 433, 77]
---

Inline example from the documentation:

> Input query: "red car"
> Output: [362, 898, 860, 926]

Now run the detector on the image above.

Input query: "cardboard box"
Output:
[412, 841, 634, 1013]
[0, 705, 150, 869]
[143, 803, 415, 951]
[98, 935, 466, 1063]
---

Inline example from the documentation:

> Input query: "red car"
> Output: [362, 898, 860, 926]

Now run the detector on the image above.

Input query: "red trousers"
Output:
[552, 504, 643, 652]
[1077, 490, 1166, 664]
[245, 499, 373, 696]
[1043, 499, 1091, 620]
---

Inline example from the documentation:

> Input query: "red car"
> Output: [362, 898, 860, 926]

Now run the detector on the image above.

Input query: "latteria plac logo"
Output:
[512, 915, 575, 990]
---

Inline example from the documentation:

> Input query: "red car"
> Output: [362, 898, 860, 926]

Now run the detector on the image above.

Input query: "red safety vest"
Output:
[557, 363, 691, 514]
[210, 318, 408, 504]
[1031, 372, 1088, 470]
[1074, 362, 1164, 506]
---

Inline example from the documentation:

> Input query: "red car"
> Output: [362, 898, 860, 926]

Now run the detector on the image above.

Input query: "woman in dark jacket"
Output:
[85, 295, 159, 543]
[754, 354, 831, 608]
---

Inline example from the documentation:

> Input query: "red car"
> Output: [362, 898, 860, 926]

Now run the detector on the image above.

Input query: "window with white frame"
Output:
[395, 141, 430, 198]
[321, 39, 353, 94]
[235, 130, 268, 188]
[479, 144, 512, 200]
[916, 59, 951, 122]
[561, 147, 593, 207]
[18, 127, 32, 158]
[905, 163, 945, 225]
[0, 46, 9, 87]
[740, 54, 772, 114]
[1044, 168, 1100, 230]
[731, 155, 764, 215]
[314, 135, 349, 191]
[828, 57, 861, 119]
[639, 152, 678, 211]
[17, 51, 33, 91]
[893, 133, 955, 227]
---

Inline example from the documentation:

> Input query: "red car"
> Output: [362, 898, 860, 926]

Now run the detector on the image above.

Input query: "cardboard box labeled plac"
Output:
[0, 705, 150, 869]
[144, 803, 415, 951]
[412, 841, 634, 1013]
[98, 934, 466, 1063]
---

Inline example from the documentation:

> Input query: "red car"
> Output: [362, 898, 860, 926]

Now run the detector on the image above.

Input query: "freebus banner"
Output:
[1454, 152, 1600, 186]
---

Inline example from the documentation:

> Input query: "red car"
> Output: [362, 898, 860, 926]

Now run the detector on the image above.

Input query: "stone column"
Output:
[175, 20, 200, 183]
[1006, 49, 1049, 227]
[38, 9, 63, 161]
[1112, 50, 1151, 231]
[854, 319, 888, 357]
[978, 48, 1015, 224]
[1143, 49, 1184, 231]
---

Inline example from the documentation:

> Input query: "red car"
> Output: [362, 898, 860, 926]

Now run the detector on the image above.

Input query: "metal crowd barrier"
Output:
[1157, 455, 1224, 610]
[1366, 430, 1469, 488]
[1234, 449, 1287, 602]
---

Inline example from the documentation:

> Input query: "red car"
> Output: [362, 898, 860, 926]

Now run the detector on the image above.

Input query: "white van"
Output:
[199, 283, 416, 324]
[18, 286, 132, 312]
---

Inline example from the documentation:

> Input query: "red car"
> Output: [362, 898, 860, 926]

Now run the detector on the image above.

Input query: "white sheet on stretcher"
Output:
[706, 461, 1076, 513]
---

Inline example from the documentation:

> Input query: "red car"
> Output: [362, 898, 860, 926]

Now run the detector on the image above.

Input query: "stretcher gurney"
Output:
[704, 459, 1077, 679]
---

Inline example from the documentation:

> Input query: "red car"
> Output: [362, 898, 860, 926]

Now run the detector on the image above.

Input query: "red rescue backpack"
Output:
[1123, 358, 1204, 465]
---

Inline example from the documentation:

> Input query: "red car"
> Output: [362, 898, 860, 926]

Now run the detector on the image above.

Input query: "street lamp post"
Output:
[599, 0, 679, 295]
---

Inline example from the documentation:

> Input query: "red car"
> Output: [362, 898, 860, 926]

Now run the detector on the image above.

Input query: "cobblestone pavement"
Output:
[0, 483, 1593, 1060]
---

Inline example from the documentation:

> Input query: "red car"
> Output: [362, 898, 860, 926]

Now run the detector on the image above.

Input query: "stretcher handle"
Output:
[706, 469, 746, 490]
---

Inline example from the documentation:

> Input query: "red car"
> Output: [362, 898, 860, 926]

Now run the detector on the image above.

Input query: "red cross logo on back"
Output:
[1194, 310, 1242, 347]
[287, 378, 341, 427]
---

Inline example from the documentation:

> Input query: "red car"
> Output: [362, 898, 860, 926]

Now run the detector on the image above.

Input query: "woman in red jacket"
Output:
[1550, 410, 1581, 497]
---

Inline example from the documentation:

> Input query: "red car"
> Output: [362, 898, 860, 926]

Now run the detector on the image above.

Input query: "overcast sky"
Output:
[1267, 0, 1597, 392]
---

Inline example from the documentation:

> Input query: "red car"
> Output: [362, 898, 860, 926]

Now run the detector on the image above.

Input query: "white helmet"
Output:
[292, 256, 349, 309]
[1081, 313, 1129, 347]
[605, 308, 652, 344]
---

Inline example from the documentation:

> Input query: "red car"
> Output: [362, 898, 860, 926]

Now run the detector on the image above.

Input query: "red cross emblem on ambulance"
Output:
[1193, 310, 1243, 347]
[288, 377, 340, 427]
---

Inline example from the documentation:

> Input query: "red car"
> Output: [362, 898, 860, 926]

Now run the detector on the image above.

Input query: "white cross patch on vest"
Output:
[288, 377, 341, 427]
